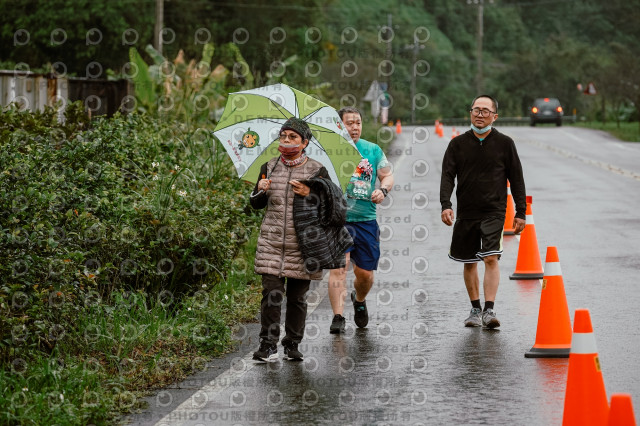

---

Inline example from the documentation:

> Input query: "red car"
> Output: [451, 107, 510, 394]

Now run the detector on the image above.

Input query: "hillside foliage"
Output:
[1, 0, 638, 121]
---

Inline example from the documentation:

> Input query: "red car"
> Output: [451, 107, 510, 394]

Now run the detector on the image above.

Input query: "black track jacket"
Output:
[440, 128, 526, 220]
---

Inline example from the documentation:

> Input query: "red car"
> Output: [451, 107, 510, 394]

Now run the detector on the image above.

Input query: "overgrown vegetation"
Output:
[0, 103, 263, 424]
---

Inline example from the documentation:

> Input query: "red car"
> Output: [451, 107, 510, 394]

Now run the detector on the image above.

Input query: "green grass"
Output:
[0, 230, 261, 425]
[573, 121, 640, 142]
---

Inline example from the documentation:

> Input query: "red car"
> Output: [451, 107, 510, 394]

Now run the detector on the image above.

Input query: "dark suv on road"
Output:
[530, 97, 564, 126]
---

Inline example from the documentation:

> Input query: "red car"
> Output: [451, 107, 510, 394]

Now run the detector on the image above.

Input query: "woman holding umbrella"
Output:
[249, 117, 331, 362]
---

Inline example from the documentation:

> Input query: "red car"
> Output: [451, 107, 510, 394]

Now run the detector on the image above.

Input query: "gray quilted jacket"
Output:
[249, 157, 326, 280]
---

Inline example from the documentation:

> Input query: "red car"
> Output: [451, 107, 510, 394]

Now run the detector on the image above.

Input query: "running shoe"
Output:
[253, 341, 278, 362]
[351, 290, 369, 328]
[464, 307, 483, 327]
[482, 308, 501, 329]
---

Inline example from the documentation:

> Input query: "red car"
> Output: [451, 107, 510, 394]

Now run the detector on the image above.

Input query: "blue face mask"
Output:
[470, 123, 492, 134]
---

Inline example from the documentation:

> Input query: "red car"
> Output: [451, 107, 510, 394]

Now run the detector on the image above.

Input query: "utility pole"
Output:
[411, 38, 417, 123]
[154, 0, 164, 55]
[476, 2, 483, 93]
[468, 0, 492, 93]
[405, 35, 425, 123]
[386, 14, 393, 94]
[386, 14, 393, 61]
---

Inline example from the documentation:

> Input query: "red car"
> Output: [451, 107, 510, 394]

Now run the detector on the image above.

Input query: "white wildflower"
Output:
[224, 295, 229, 300]
[22, 387, 28, 392]
[153, 175, 159, 181]
[171, 184, 176, 190]
[152, 161, 159, 168]
[202, 284, 207, 289]
[187, 307, 192, 311]
[60, 394, 64, 402]
[174, 165, 180, 171]
[178, 190, 187, 197]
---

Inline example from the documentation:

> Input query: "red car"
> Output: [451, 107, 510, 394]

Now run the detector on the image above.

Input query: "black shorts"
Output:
[448, 217, 504, 263]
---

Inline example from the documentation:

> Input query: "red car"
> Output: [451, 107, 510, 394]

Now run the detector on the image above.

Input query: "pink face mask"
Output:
[278, 143, 303, 158]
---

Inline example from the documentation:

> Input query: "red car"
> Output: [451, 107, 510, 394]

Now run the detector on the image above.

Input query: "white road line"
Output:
[154, 277, 328, 426]
[613, 142, 630, 150]
[522, 138, 640, 181]
[560, 129, 583, 142]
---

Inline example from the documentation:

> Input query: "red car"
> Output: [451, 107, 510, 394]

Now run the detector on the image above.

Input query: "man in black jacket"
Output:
[440, 95, 526, 329]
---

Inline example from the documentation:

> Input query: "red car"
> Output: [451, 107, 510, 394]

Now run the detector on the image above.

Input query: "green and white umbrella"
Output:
[213, 83, 361, 191]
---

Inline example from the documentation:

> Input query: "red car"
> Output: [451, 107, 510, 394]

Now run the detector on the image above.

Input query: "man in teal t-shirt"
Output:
[328, 107, 395, 333]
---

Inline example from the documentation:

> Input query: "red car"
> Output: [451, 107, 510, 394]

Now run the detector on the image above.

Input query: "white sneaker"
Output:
[464, 308, 483, 327]
[482, 308, 501, 329]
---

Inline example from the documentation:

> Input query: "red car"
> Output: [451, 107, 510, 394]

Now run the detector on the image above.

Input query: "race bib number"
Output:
[346, 180, 372, 200]
[346, 158, 374, 200]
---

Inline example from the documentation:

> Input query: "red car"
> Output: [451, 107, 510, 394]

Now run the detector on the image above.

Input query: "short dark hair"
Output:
[471, 95, 498, 113]
[338, 107, 362, 120]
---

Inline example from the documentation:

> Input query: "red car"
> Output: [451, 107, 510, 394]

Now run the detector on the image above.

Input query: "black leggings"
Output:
[259, 274, 311, 345]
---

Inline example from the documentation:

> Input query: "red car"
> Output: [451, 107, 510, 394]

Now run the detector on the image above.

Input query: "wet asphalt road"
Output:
[128, 124, 640, 425]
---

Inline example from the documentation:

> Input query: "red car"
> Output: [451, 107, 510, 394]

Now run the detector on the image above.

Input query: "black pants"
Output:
[259, 274, 311, 345]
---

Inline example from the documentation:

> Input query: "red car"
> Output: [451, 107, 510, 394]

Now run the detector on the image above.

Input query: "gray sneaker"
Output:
[464, 308, 483, 327]
[482, 308, 501, 329]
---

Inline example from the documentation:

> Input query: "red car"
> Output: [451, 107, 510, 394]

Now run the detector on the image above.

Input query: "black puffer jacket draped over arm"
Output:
[292, 175, 353, 272]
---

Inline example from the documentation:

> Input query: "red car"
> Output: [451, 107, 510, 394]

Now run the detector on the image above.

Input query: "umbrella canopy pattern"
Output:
[213, 84, 362, 191]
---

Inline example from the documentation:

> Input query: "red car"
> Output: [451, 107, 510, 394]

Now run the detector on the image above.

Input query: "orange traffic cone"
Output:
[435, 120, 443, 138]
[524, 246, 572, 358]
[396, 119, 402, 134]
[509, 195, 544, 279]
[503, 181, 516, 235]
[562, 309, 609, 426]
[607, 394, 637, 426]
[451, 126, 456, 139]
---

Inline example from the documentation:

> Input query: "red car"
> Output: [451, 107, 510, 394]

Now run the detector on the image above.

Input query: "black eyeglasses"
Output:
[470, 108, 496, 117]
[279, 132, 301, 141]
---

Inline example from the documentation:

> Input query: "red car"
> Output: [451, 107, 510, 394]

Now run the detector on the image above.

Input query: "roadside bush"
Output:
[0, 102, 261, 363]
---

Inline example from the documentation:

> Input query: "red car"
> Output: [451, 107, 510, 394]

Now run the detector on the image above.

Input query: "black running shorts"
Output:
[448, 217, 504, 263]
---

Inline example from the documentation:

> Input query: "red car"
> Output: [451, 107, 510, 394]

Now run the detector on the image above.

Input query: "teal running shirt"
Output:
[345, 139, 389, 222]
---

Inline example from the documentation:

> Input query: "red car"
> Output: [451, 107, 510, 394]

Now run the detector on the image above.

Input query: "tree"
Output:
[0, 0, 154, 75]
[599, 43, 640, 128]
